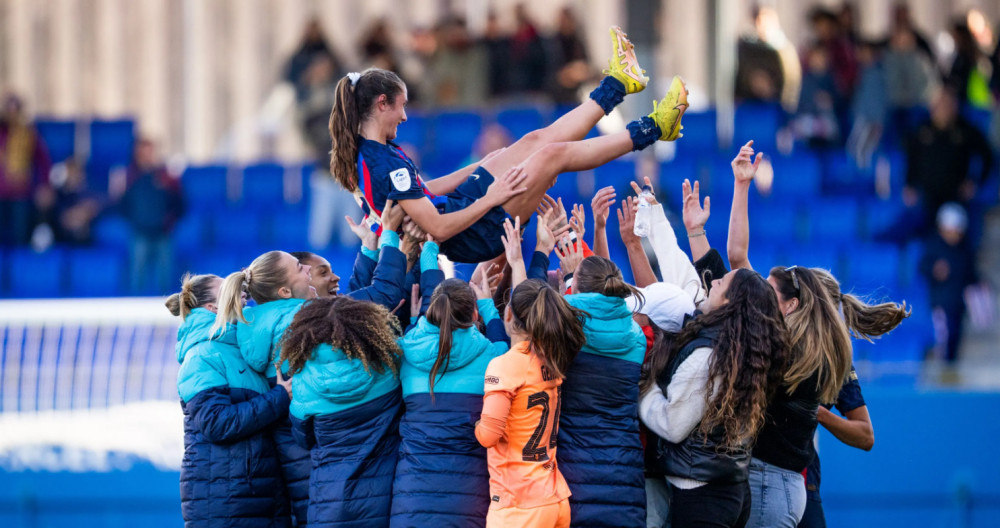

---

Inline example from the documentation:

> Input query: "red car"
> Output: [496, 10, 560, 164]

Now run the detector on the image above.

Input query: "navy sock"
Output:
[589, 76, 627, 115]
[627, 116, 662, 151]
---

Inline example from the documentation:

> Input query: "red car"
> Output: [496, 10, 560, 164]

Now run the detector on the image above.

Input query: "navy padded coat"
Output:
[176, 308, 291, 528]
[559, 293, 648, 527]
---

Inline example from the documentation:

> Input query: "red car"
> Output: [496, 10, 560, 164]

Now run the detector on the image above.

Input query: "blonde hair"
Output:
[769, 266, 852, 405]
[212, 251, 290, 336]
[810, 268, 911, 342]
[165, 273, 219, 320]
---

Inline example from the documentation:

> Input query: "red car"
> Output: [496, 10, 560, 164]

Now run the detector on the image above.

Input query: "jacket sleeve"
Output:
[477, 298, 510, 347]
[420, 269, 445, 316]
[638, 347, 715, 444]
[346, 245, 408, 309]
[648, 205, 706, 305]
[347, 251, 378, 292]
[290, 414, 316, 450]
[188, 385, 291, 444]
[526, 251, 550, 282]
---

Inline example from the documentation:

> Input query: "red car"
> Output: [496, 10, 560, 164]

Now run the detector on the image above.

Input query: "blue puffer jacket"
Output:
[290, 343, 402, 528]
[391, 298, 508, 527]
[176, 308, 291, 528]
[560, 293, 647, 527]
[235, 244, 409, 526]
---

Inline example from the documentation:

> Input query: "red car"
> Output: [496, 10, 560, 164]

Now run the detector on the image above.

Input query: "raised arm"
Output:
[727, 140, 762, 271]
[681, 179, 712, 263]
[590, 187, 616, 260]
[818, 405, 874, 451]
[632, 178, 704, 303]
[400, 166, 527, 241]
[500, 216, 527, 289]
[618, 197, 658, 288]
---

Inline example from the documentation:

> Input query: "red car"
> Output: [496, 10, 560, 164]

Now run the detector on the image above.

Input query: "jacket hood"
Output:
[176, 308, 237, 363]
[236, 298, 305, 374]
[298, 344, 377, 403]
[400, 316, 492, 373]
[568, 292, 644, 356]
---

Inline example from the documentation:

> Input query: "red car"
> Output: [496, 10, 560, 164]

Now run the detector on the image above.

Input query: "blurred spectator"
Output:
[360, 18, 400, 72]
[847, 41, 888, 167]
[119, 139, 183, 294]
[421, 15, 488, 107]
[883, 27, 938, 110]
[35, 159, 103, 245]
[548, 7, 591, 104]
[839, 2, 860, 45]
[471, 124, 513, 164]
[0, 93, 52, 246]
[947, 20, 990, 107]
[736, 8, 784, 104]
[886, 2, 935, 63]
[482, 11, 512, 98]
[808, 7, 858, 105]
[508, 4, 547, 94]
[903, 88, 992, 225]
[284, 18, 344, 101]
[791, 45, 840, 147]
[920, 203, 978, 363]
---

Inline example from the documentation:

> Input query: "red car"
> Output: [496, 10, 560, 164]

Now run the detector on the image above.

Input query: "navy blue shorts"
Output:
[438, 166, 517, 264]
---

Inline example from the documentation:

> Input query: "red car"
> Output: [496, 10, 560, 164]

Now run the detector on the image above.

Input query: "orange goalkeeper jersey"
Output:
[478, 341, 571, 510]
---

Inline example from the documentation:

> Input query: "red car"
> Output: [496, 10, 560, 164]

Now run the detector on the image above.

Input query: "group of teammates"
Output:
[167, 27, 908, 528]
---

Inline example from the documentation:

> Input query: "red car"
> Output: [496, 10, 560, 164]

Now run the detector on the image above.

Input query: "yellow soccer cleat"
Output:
[602, 26, 648, 94]
[648, 76, 689, 141]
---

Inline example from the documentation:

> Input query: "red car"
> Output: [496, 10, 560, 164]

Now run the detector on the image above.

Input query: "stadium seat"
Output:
[268, 209, 310, 249]
[242, 163, 286, 209]
[843, 244, 902, 295]
[91, 214, 133, 250]
[768, 152, 821, 197]
[862, 198, 905, 239]
[783, 243, 844, 278]
[592, 159, 635, 186]
[68, 249, 125, 297]
[748, 200, 801, 243]
[89, 119, 135, 166]
[394, 111, 430, 149]
[35, 120, 76, 163]
[171, 212, 210, 253]
[677, 110, 717, 152]
[806, 198, 860, 242]
[496, 106, 546, 139]
[430, 110, 482, 163]
[659, 155, 698, 189]
[734, 102, 781, 152]
[182, 165, 229, 211]
[8, 248, 65, 298]
[191, 250, 245, 278]
[210, 208, 264, 249]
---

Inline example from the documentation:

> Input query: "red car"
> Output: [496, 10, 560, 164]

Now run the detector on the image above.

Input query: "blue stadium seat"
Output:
[431, 110, 482, 163]
[8, 248, 65, 298]
[91, 214, 133, 250]
[592, 159, 635, 187]
[862, 198, 905, 239]
[171, 212, 209, 253]
[496, 106, 546, 139]
[68, 249, 125, 297]
[190, 250, 244, 278]
[769, 152, 821, 197]
[35, 120, 76, 163]
[0, 249, 6, 295]
[783, 243, 844, 277]
[210, 208, 263, 248]
[182, 165, 229, 211]
[734, 103, 781, 152]
[677, 110, 717, 152]
[268, 209, 310, 249]
[961, 106, 992, 137]
[748, 201, 801, 243]
[395, 111, 430, 150]
[89, 120, 135, 166]
[843, 244, 902, 294]
[806, 198, 860, 242]
[660, 155, 698, 191]
[242, 163, 285, 209]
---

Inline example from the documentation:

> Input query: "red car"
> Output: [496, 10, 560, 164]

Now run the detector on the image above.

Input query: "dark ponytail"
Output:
[424, 279, 477, 398]
[508, 280, 587, 379]
[328, 67, 406, 192]
[574, 255, 644, 308]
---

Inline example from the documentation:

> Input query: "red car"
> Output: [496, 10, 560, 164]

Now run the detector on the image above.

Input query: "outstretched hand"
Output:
[275, 365, 292, 399]
[537, 194, 568, 232]
[381, 199, 406, 232]
[681, 179, 711, 233]
[470, 264, 500, 300]
[346, 215, 378, 250]
[731, 140, 763, 184]
[617, 196, 640, 246]
[590, 186, 616, 229]
[554, 236, 585, 277]
[569, 203, 586, 241]
[500, 216, 523, 265]
[485, 165, 528, 206]
[629, 176, 659, 205]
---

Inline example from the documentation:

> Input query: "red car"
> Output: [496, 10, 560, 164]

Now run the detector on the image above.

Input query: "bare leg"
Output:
[480, 99, 606, 182]
[502, 131, 633, 222]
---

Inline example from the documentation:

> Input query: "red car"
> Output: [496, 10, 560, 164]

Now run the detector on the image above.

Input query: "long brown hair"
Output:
[639, 320, 679, 394]
[424, 279, 478, 398]
[280, 296, 401, 377]
[328, 68, 405, 192]
[574, 255, 644, 308]
[212, 251, 289, 336]
[810, 268, 911, 341]
[507, 280, 587, 379]
[165, 273, 219, 320]
[769, 266, 852, 404]
[667, 269, 790, 450]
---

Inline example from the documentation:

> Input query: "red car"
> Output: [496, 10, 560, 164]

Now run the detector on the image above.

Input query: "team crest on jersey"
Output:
[390, 168, 410, 191]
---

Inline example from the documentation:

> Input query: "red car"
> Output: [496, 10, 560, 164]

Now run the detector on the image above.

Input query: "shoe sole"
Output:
[608, 26, 647, 91]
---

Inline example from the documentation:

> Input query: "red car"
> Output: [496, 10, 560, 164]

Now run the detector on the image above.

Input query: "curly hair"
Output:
[280, 296, 402, 377]
[667, 269, 791, 450]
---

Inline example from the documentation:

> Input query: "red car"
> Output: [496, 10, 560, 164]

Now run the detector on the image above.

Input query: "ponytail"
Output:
[424, 279, 477, 399]
[574, 255, 644, 308]
[328, 67, 406, 192]
[165, 273, 219, 320]
[508, 280, 587, 379]
[211, 250, 290, 336]
[809, 268, 911, 341]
